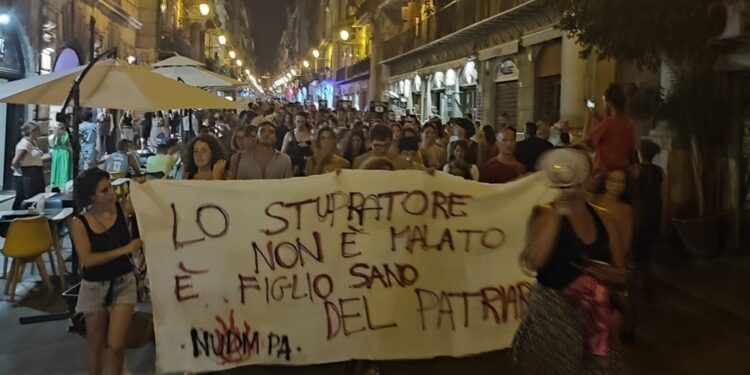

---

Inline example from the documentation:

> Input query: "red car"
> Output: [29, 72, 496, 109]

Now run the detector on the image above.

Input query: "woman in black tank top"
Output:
[512, 149, 628, 375]
[70, 168, 142, 375]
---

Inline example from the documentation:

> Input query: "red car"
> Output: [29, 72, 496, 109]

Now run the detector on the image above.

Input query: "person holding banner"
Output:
[353, 124, 396, 169]
[304, 127, 350, 176]
[69, 168, 143, 375]
[182, 135, 228, 180]
[233, 122, 293, 180]
[513, 147, 627, 375]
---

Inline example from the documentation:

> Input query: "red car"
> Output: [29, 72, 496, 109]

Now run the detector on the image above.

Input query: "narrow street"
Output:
[2, 192, 748, 375]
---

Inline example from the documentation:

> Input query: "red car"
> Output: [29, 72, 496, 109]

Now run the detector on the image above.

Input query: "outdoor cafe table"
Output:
[0, 207, 73, 290]
[22, 191, 74, 208]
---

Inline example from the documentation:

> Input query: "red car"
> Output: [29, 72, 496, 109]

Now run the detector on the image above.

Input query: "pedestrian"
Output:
[11, 121, 45, 209]
[69, 167, 142, 375]
[230, 125, 247, 154]
[49, 123, 73, 191]
[229, 125, 256, 180]
[138, 112, 153, 151]
[104, 140, 142, 178]
[146, 144, 176, 178]
[584, 83, 636, 172]
[353, 124, 396, 169]
[305, 127, 350, 176]
[446, 118, 479, 165]
[480, 127, 526, 184]
[537, 120, 551, 141]
[150, 111, 164, 147]
[390, 136, 423, 171]
[80, 109, 100, 171]
[481, 125, 500, 160]
[182, 135, 227, 180]
[119, 110, 134, 143]
[282, 112, 313, 176]
[632, 139, 664, 270]
[342, 129, 368, 166]
[418, 122, 447, 169]
[388, 122, 403, 159]
[513, 147, 627, 375]
[232, 122, 292, 180]
[515, 122, 554, 172]
[442, 139, 479, 181]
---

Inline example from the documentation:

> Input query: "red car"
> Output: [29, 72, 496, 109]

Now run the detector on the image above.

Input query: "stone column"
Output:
[517, 47, 539, 127]
[368, 12, 385, 104]
[480, 59, 495, 123]
[559, 34, 587, 128]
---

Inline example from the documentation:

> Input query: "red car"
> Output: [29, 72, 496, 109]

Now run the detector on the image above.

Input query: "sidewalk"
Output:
[652, 247, 750, 325]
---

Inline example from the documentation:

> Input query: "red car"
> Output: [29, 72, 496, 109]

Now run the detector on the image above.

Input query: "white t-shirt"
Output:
[16, 138, 44, 167]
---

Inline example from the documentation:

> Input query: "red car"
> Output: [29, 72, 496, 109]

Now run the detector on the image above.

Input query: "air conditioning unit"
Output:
[710, 0, 748, 40]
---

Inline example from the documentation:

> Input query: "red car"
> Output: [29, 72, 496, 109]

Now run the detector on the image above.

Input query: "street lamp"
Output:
[312, 49, 320, 58]
[199, 3, 211, 16]
[228, 50, 236, 59]
[0, 13, 10, 25]
[339, 29, 350, 41]
[302, 60, 310, 68]
[236, 59, 243, 67]
[218, 34, 227, 45]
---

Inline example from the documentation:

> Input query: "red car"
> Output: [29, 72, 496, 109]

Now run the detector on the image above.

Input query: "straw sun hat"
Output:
[536, 148, 592, 188]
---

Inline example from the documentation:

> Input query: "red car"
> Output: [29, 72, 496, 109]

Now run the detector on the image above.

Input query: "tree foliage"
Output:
[546, 0, 726, 69]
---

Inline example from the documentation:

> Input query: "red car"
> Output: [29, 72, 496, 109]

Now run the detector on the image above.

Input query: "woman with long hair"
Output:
[229, 125, 257, 180]
[442, 139, 479, 181]
[182, 135, 227, 180]
[49, 123, 73, 190]
[69, 168, 142, 375]
[418, 122, 447, 169]
[342, 129, 368, 166]
[305, 127, 350, 176]
[513, 148, 627, 374]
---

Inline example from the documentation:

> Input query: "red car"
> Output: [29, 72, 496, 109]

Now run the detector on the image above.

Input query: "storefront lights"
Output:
[290, 69, 297, 76]
[245, 69, 251, 76]
[303, 60, 310, 68]
[0, 14, 10, 25]
[312, 49, 320, 58]
[218, 35, 227, 45]
[339, 29, 350, 41]
[199, 3, 211, 16]
[236, 59, 243, 66]
[228, 50, 236, 59]
[126, 55, 137, 64]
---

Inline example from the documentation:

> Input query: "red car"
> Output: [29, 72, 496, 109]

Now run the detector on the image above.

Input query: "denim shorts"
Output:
[76, 273, 137, 314]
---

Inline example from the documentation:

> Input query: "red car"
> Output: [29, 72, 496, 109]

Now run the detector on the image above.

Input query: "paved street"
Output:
[0, 185, 748, 375]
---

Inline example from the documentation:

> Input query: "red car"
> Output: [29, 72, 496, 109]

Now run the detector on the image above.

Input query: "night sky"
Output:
[245, 0, 294, 75]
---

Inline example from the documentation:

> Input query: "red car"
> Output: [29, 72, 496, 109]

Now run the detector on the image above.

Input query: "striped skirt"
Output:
[511, 284, 625, 375]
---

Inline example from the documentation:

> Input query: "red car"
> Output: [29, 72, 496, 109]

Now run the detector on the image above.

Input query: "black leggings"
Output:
[12, 166, 45, 210]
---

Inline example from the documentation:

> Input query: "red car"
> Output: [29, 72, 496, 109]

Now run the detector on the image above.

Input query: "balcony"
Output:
[382, 0, 531, 61]
[335, 58, 371, 83]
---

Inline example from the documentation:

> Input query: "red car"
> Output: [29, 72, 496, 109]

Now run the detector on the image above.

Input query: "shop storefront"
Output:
[338, 79, 368, 110]
[458, 60, 478, 119]
[494, 58, 520, 127]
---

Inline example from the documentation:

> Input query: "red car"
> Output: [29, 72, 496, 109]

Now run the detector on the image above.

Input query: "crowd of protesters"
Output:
[41, 82, 666, 375]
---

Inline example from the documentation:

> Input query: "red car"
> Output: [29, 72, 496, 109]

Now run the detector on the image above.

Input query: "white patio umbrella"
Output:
[152, 65, 246, 88]
[0, 59, 241, 111]
[152, 55, 205, 68]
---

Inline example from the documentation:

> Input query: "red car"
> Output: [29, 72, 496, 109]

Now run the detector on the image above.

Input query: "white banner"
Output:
[131, 171, 556, 374]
